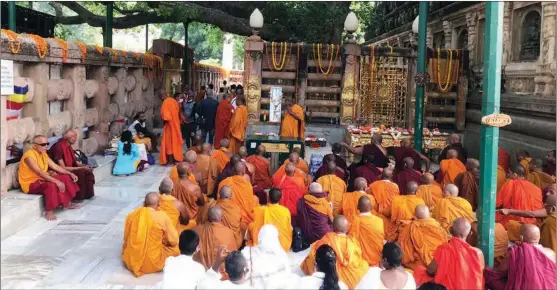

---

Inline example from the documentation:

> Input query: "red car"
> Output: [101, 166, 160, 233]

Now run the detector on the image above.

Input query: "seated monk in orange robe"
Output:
[280, 98, 305, 139]
[274, 163, 306, 221]
[217, 162, 258, 234]
[496, 165, 543, 228]
[301, 216, 369, 289]
[169, 150, 200, 183]
[247, 188, 292, 252]
[528, 158, 556, 190]
[394, 157, 422, 194]
[195, 144, 212, 194]
[414, 218, 484, 289]
[207, 139, 232, 196]
[228, 96, 248, 154]
[437, 149, 466, 187]
[396, 205, 448, 270]
[341, 177, 377, 223]
[387, 181, 425, 240]
[498, 148, 511, 192]
[516, 149, 533, 180]
[434, 184, 474, 234]
[279, 152, 311, 185]
[214, 94, 234, 150]
[122, 192, 180, 277]
[193, 206, 239, 270]
[158, 177, 191, 234]
[347, 195, 384, 267]
[160, 91, 184, 165]
[171, 163, 205, 229]
[197, 185, 243, 248]
[367, 168, 400, 233]
[245, 145, 273, 189]
[468, 221, 508, 268]
[454, 158, 480, 210]
[316, 160, 347, 216]
[416, 173, 443, 211]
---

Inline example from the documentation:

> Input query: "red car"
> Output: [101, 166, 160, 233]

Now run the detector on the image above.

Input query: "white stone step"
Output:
[0, 156, 116, 241]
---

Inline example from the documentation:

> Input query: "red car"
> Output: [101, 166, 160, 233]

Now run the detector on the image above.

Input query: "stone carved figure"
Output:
[520, 10, 541, 61]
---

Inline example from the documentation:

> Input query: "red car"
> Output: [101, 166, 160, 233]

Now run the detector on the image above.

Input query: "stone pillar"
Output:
[340, 43, 360, 125]
[110, 68, 127, 138]
[62, 65, 87, 145]
[89, 66, 110, 151]
[426, 27, 434, 48]
[466, 12, 479, 67]
[22, 63, 49, 136]
[442, 21, 453, 48]
[1, 95, 7, 197]
[535, 2, 556, 97]
[244, 39, 263, 123]
[502, 2, 514, 65]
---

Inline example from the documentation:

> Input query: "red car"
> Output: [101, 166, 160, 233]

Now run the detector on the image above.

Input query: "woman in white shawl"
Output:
[241, 224, 294, 289]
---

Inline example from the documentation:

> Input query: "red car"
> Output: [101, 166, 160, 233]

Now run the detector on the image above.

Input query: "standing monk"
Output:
[316, 161, 347, 216]
[280, 98, 305, 139]
[158, 178, 191, 234]
[218, 162, 257, 234]
[341, 177, 377, 223]
[160, 90, 185, 165]
[454, 158, 480, 210]
[49, 129, 95, 200]
[122, 192, 180, 277]
[196, 144, 212, 194]
[296, 183, 333, 244]
[214, 94, 234, 149]
[434, 184, 474, 234]
[172, 163, 204, 229]
[197, 186, 243, 248]
[416, 173, 443, 211]
[390, 138, 430, 173]
[18, 135, 80, 220]
[394, 157, 423, 193]
[274, 163, 305, 220]
[246, 145, 273, 189]
[228, 96, 248, 154]
[342, 134, 391, 169]
[544, 150, 556, 176]
[347, 195, 384, 267]
[437, 134, 468, 163]
[207, 138, 232, 196]
[527, 158, 556, 190]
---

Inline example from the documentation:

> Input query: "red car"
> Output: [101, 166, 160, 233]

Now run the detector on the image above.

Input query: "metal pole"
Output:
[104, 2, 113, 48]
[478, 1, 503, 268]
[8, 1, 16, 31]
[145, 23, 149, 52]
[414, 1, 429, 152]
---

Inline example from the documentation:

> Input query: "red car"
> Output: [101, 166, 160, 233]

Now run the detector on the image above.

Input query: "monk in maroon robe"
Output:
[322, 143, 348, 174]
[389, 138, 430, 173]
[544, 150, 556, 176]
[296, 183, 333, 244]
[314, 154, 345, 181]
[49, 129, 95, 200]
[350, 154, 381, 189]
[394, 157, 422, 194]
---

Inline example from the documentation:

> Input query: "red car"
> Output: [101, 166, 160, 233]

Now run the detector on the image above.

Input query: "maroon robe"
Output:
[296, 192, 332, 244]
[544, 163, 556, 176]
[394, 169, 422, 194]
[363, 144, 390, 168]
[322, 154, 348, 173]
[313, 165, 345, 181]
[352, 163, 381, 186]
[390, 147, 421, 172]
[49, 139, 95, 200]
[212, 161, 254, 197]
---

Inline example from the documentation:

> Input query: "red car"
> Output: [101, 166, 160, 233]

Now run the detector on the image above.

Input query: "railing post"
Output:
[244, 39, 263, 123]
[340, 43, 360, 125]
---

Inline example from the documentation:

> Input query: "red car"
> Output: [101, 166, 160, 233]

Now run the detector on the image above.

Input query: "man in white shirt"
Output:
[160, 230, 206, 289]
[197, 247, 254, 289]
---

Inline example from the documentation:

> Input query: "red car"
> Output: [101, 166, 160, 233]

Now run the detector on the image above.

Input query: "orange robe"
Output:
[416, 184, 443, 210]
[228, 105, 248, 154]
[207, 149, 232, 195]
[397, 218, 448, 270]
[218, 176, 257, 230]
[438, 159, 466, 186]
[519, 157, 533, 179]
[159, 194, 189, 234]
[196, 154, 211, 194]
[341, 191, 377, 223]
[247, 203, 292, 252]
[246, 155, 273, 189]
[540, 212, 556, 252]
[316, 174, 347, 216]
[169, 166, 198, 184]
[454, 171, 480, 210]
[274, 174, 306, 216]
[122, 207, 180, 277]
[284, 159, 310, 175]
[300, 232, 369, 289]
[527, 169, 555, 190]
[496, 178, 543, 228]
[159, 97, 183, 164]
[193, 222, 238, 270]
[468, 222, 508, 267]
[434, 196, 474, 233]
[280, 104, 305, 139]
[273, 163, 310, 189]
[347, 214, 384, 266]
[197, 199, 243, 248]
[214, 99, 234, 149]
[497, 165, 507, 193]
[414, 237, 484, 289]
[171, 178, 200, 229]
[367, 180, 400, 234]
[387, 195, 425, 240]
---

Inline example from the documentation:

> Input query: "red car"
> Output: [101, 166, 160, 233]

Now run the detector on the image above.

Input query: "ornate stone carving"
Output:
[442, 21, 452, 48]
[140, 75, 149, 91]
[414, 72, 431, 87]
[81, 138, 99, 156]
[47, 110, 72, 137]
[115, 68, 127, 82]
[100, 66, 110, 82]
[47, 79, 74, 101]
[341, 116, 354, 124]
[84, 80, 99, 99]
[7, 117, 35, 145]
[5, 163, 20, 190]
[123, 102, 136, 118]
[108, 102, 120, 121]
[75, 66, 86, 85]
[84, 108, 99, 127]
[107, 77, 119, 95]
[465, 11, 479, 66]
[124, 75, 137, 92]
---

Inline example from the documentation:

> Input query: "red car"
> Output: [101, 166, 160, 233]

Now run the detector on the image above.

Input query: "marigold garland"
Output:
[437, 48, 453, 92]
[74, 41, 87, 62]
[52, 38, 68, 63]
[106, 48, 118, 61]
[95, 45, 104, 55]
[27, 34, 48, 59]
[1, 29, 21, 54]
[120, 50, 128, 57]
[312, 43, 339, 76]
[265, 42, 291, 72]
[133, 52, 142, 61]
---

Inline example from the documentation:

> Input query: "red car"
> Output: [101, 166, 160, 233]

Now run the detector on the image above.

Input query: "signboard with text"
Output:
[481, 113, 512, 127]
[1, 60, 14, 95]
[269, 86, 282, 123]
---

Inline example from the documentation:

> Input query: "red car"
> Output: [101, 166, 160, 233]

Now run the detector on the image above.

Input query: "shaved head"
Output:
[514, 165, 526, 178]
[309, 182, 323, 194]
[208, 206, 223, 223]
[326, 160, 337, 174]
[466, 158, 480, 173]
[381, 168, 394, 180]
[220, 138, 229, 148]
[201, 143, 211, 154]
[447, 149, 458, 159]
[358, 195, 373, 213]
[239, 146, 248, 158]
[159, 177, 174, 194]
[421, 172, 434, 185]
[230, 155, 242, 166]
[285, 163, 296, 176]
[289, 152, 300, 163]
[333, 215, 349, 234]
[219, 185, 232, 200]
[449, 133, 460, 144]
[545, 194, 556, 215]
[234, 162, 246, 175]
[177, 162, 190, 178]
[256, 144, 266, 155]
[520, 224, 540, 244]
[193, 135, 203, 146]
[403, 157, 414, 169]
[401, 138, 412, 148]
[145, 192, 160, 208]
[406, 181, 418, 195]
[443, 184, 459, 197]
[185, 150, 197, 163]
[354, 177, 368, 191]
[292, 147, 302, 155]
[451, 218, 472, 239]
[414, 204, 430, 219]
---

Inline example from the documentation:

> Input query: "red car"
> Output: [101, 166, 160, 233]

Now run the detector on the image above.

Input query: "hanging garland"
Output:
[133, 52, 142, 62]
[52, 38, 68, 63]
[1, 29, 21, 54]
[312, 43, 340, 76]
[436, 48, 453, 93]
[74, 41, 87, 62]
[27, 34, 48, 59]
[94, 45, 104, 55]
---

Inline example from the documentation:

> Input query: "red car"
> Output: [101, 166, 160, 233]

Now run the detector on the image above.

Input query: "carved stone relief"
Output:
[81, 138, 99, 156]
[124, 75, 137, 92]
[7, 117, 35, 145]
[84, 80, 99, 99]
[107, 77, 119, 95]
[47, 79, 74, 101]
[84, 108, 99, 127]
[47, 110, 72, 137]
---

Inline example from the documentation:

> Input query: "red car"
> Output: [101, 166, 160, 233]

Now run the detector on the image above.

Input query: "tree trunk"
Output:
[182, 21, 190, 91]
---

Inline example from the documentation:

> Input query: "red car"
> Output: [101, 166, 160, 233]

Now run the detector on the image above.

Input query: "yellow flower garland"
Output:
[437, 48, 453, 93]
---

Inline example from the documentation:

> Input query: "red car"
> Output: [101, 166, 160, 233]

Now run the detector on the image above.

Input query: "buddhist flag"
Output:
[6, 84, 29, 120]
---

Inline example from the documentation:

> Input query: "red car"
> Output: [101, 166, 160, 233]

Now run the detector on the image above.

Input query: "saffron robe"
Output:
[341, 191, 377, 223]
[363, 143, 390, 168]
[49, 139, 95, 200]
[160, 97, 184, 164]
[468, 222, 508, 268]
[196, 154, 211, 194]
[274, 175, 305, 218]
[159, 194, 189, 234]
[214, 99, 234, 149]
[454, 171, 480, 210]
[193, 222, 238, 270]
[296, 192, 333, 244]
[301, 232, 369, 289]
[273, 163, 310, 190]
[248, 203, 293, 252]
[519, 157, 533, 179]
[171, 178, 201, 227]
[207, 148, 231, 196]
[391, 195, 426, 222]
[527, 169, 555, 191]
[497, 165, 507, 193]
[540, 212, 556, 252]
[280, 104, 305, 139]
[397, 218, 448, 270]
[197, 199, 243, 248]
[390, 146, 422, 172]
[496, 179, 543, 228]
[416, 184, 443, 210]
[283, 159, 310, 175]
[246, 155, 273, 189]
[316, 174, 347, 216]
[414, 237, 484, 289]
[122, 207, 180, 277]
[434, 196, 474, 234]
[394, 169, 422, 194]
[347, 214, 384, 266]
[218, 176, 257, 229]
[368, 180, 400, 217]
[228, 105, 248, 154]
[438, 159, 466, 186]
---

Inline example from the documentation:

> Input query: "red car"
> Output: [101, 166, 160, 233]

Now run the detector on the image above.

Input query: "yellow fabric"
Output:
[284, 159, 310, 175]
[229, 105, 248, 154]
[468, 222, 508, 267]
[196, 154, 211, 193]
[341, 191, 377, 223]
[317, 174, 347, 216]
[439, 159, 467, 186]
[193, 222, 239, 270]
[348, 214, 384, 267]
[520, 157, 532, 179]
[248, 204, 292, 252]
[506, 220, 522, 242]
[434, 196, 474, 234]
[497, 165, 507, 193]
[133, 136, 151, 145]
[368, 180, 400, 217]
[169, 167, 198, 185]
[207, 149, 231, 195]
[280, 104, 305, 139]
[122, 207, 180, 277]
[18, 148, 49, 193]
[390, 195, 425, 222]
[416, 184, 443, 210]
[398, 218, 448, 270]
[527, 169, 556, 190]
[540, 212, 556, 252]
[158, 194, 184, 232]
[218, 176, 257, 226]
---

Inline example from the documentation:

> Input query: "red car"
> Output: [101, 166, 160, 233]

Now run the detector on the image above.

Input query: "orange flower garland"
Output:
[52, 38, 68, 62]
[95, 45, 104, 55]
[312, 43, 339, 76]
[133, 52, 142, 61]
[1, 29, 21, 54]
[106, 48, 118, 61]
[27, 34, 48, 59]
[75, 41, 87, 62]
[120, 50, 128, 58]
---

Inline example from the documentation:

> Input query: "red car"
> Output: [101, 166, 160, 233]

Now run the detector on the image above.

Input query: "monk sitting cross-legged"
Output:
[496, 165, 543, 228]
[416, 172, 443, 211]
[394, 157, 422, 194]
[437, 149, 466, 187]
[350, 154, 381, 189]
[341, 177, 377, 223]
[246, 145, 273, 189]
[158, 178, 191, 234]
[193, 206, 239, 270]
[160, 90, 185, 165]
[171, 163, 205, 229]
[280, 97, 305, 139]
[213, 155, 253, 198]
[247, 188, 293, 252]
[527, 158, 556, 191]
[414, 218, 484, 289]
[197, 186, 243, 248]
[122, 192, 180, 277]
[347, 195, 384, 267]
[296, 183, 333, 245]
[314, 154, 345, 181]
[396, 205, 448, 270]
[207, 139, 233, 197]
[434, 184, 474, 234]
[454, 158, 480, 210]
[169, 151, 200, 184]
[195, 144, 212, 194]
[367, 168, 400, 233]
[238, 146, 255, 179]
[484, 224, 556, 290]
[467, 221, 508, 268]
[277, 152, 311, 187]
[301, 216, 369, 289]
[228, 96, 248, 154]
[316, 160, 347, 216]
[516, 149, 533, 180]
[387, 181, 425, 240]
[274, 163, 306, 222]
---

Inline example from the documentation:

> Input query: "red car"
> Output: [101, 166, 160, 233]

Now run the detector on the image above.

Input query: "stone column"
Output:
[443, 20, 453, 48]
[89, 66, 110, 151]
[21, 63, 49, 136]
[340, 43, 360, 125]
[244, 39, 263, 123]
[109, 68, 127, 138]
[502, 2, 514, 65]
[62, 65, 87, 145]
[1, 94, 7, 197]
[535, 2, 556, 97]
[466, 12, 479, 67]
[426, 27, 434, 48]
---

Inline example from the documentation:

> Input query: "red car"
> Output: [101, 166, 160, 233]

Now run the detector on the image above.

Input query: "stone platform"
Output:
[247, 123, 347, 145]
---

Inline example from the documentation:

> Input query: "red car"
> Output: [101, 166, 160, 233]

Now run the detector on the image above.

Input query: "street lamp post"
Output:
[413, 2, 429, 153]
